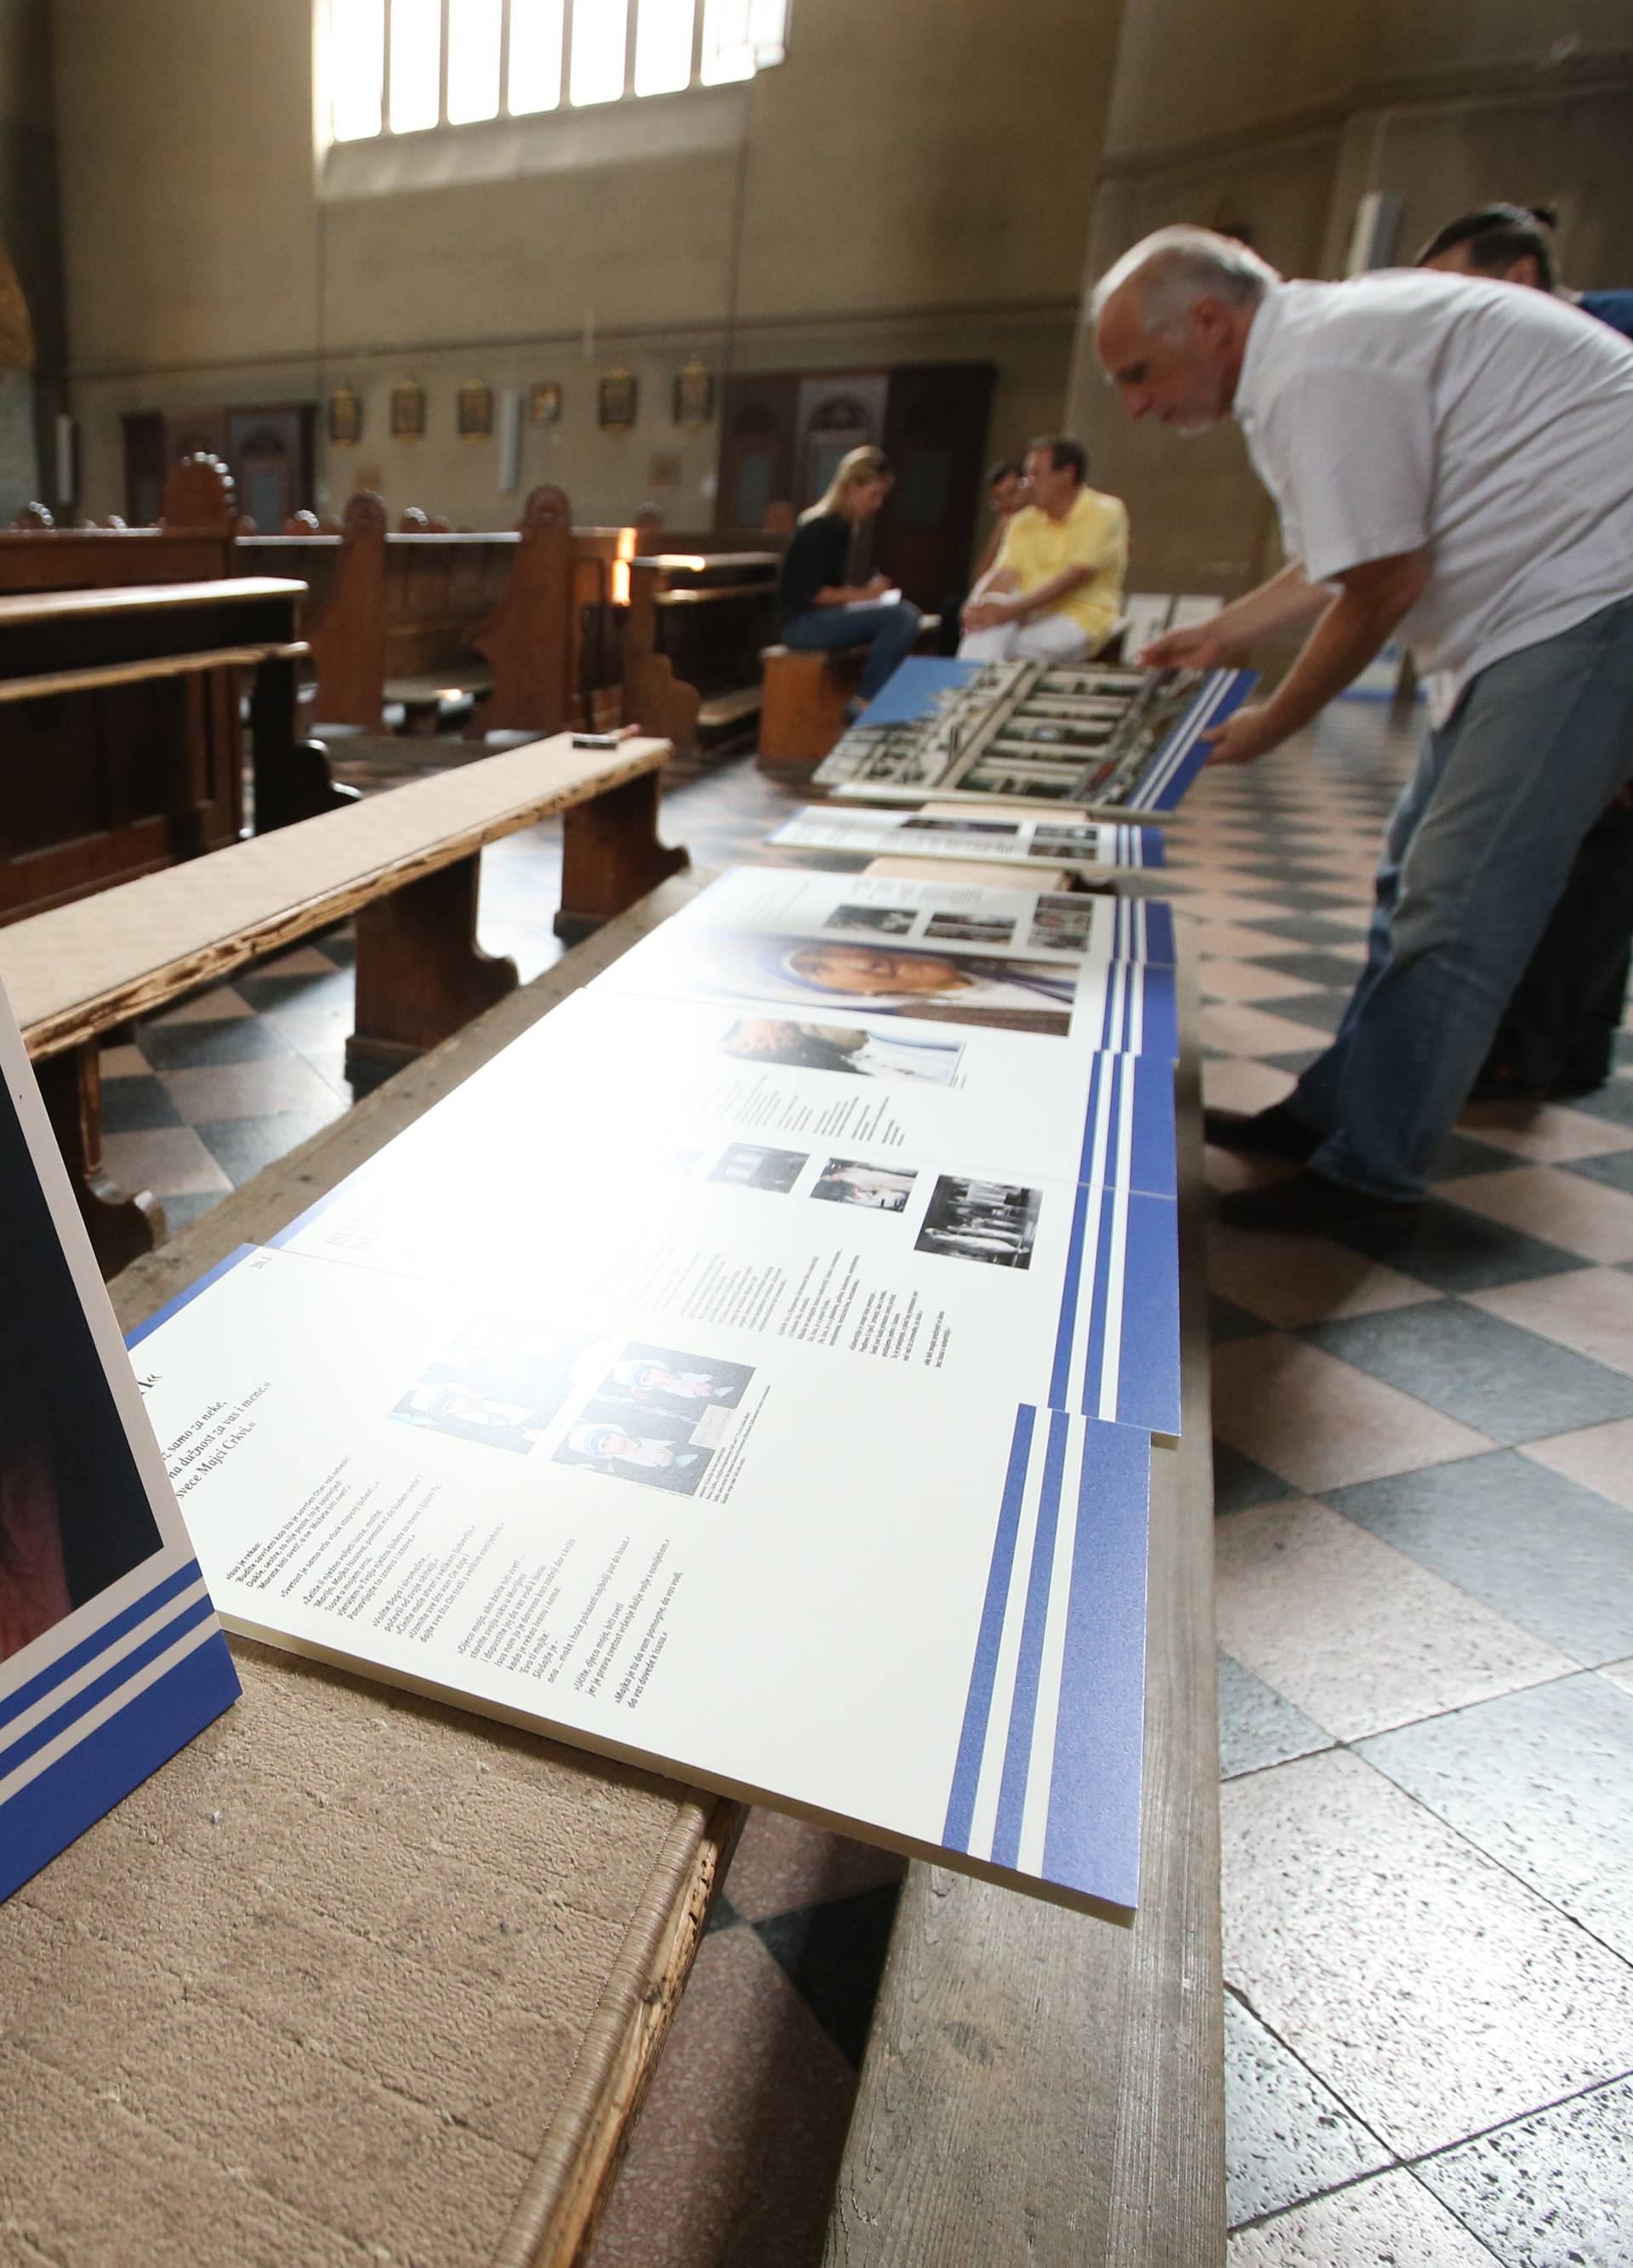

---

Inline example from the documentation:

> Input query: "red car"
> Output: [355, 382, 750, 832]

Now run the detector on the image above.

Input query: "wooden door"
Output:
[715, 373, 798, 535]
[227, 405, 316, 531]
[877, 362, 997, 611]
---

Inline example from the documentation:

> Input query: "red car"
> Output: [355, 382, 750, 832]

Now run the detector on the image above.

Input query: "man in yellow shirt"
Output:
[959, 436, 1128, 663]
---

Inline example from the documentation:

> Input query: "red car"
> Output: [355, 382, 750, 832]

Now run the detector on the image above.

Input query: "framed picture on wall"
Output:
[458, 379, 492, 440]
[530, 381, 562, 425]
[327, 385, 361, 447]
[599, 368, 638, 432]
[390, 382, 425, 441]
[673, 358, 715, 429]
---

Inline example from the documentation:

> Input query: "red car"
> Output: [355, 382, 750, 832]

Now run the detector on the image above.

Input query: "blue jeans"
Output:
[782, 600, 924, 701]
[1288, 594, 1633, 1200]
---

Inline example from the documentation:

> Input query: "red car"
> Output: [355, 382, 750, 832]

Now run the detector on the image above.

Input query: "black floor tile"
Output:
[1243, 948, 1364, 990]
[705, 1890, 743, 1935]
[100, 1076, 185, 1134]
[137, 1017, 295, 1071]
[157, 1190, 229, 1239]
[753, 1882, 901, 2067]
[1255, 986, 1351, 1036]
[235, 969, 353, 1014]
[1210, 1294, 1273, 1344]
[1329, 1196, 1590, 1293]
[1250, 913, 1375, 949]
[1260, 1048, 1328, 1077]
[1562, 1148, 1633, 1196]
[1561, 1077, 1633, 1128]
[194, 1110, 344, 1188]
[1214, 1441, 1297, 1516]
[1429, 1131, 1532, 1182]
[1327, 1450, 1633, 1664]
[1305, 1301, 1633, 1444]
[1218, 1652, 1333, 1779]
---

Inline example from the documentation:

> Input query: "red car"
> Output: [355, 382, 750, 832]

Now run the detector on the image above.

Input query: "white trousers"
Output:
[958, 611, 1091, 665]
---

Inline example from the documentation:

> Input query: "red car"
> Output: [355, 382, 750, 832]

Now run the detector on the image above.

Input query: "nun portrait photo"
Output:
[720, 1019, 962, 1083]
[686, 932, 1079, 1037]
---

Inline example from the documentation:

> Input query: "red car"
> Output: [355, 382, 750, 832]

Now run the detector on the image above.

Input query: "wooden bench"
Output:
[637, 549, 782, 752]
[759, 614, 943, 771]
[0, 732, 686, 1275]
[822, 950, 1223, 2268]
[2, 870, 745, 2268]
[0, 577, 349, 924]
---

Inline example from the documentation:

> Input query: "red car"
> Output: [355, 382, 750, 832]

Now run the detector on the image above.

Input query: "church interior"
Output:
[1, 3, 1631, 2263]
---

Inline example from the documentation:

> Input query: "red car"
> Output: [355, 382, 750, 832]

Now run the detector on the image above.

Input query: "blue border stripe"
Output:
[942, 1407, 1036, 1851]
[1129, 1059, 1178, 1197]
[0, 1632, 239, 1904]
[990, 1410, 1070, 1870]
[1141, 670, 1260, 809]
[1, 1591, 219, 1780]
[1049, 1185, 1090, 1408]
[0, 1559, 205, 1736]
[1076, 1180, 1118, 1418]
[1075, 1054, 1107, 1185]
[1140, 964, 1180, 1060]
[1137, 827, 1165, 868]
[125, 1244, 259, 1348]
[1143, 901, 1177, 965]
[1110, 1195, 1182, 1435]
[1042, 1421, 1151, 1908]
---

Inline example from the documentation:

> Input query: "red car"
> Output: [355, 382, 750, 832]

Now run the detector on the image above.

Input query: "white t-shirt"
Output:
[1233, 270, 1633, 719]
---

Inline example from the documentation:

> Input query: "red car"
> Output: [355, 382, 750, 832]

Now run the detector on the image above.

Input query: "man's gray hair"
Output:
[1090, 226, 1277, 332]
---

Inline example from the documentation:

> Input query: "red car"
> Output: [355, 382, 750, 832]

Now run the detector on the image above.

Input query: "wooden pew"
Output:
[0, 731, 686, 1273]
[0, 577, 347, 929]
[3, 868, 744, 2268]
[638, 548, 782, 749]
[822, 952, 1223, 2268]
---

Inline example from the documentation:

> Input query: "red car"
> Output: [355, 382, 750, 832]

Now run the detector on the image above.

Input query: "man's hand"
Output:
[1139, 622, 1230, 670]
[1202, 703, 1277, 765]
[964, 596, 1016, 632]
[861, 571, 890, 600]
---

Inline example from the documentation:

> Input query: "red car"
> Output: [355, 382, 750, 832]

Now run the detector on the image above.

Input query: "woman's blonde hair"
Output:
[802, 445, 893, 524]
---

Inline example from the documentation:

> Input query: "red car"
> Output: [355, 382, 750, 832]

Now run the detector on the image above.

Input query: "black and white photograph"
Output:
[924, 912, 1018, 946]
[391, 1324, 594, 1456]
[1028, 895, 1102, 952]
[913, 1175, 1043, 1269]
[822, 903, 918, 936]
[688, 930, 1079, 1037]
[708, 1141, 809, 1192]
[554, 1342, 754, 1497]
[809, 1157, 919, 1213]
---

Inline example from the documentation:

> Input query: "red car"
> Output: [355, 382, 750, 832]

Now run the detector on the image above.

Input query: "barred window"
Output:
[327, 0, 789, 141]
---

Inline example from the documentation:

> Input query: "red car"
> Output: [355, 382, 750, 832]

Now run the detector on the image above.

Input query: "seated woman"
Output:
[777, 446, 922, 719]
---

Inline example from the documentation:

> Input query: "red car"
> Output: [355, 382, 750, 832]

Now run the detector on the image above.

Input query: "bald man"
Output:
[1093, 226, 1633, 1234]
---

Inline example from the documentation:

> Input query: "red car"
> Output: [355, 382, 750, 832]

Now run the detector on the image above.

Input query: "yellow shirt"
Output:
[996, 486, 1128, 642]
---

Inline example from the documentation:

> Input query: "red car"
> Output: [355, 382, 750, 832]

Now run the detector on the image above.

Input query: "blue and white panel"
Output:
[1118, 826, 1165, 869]
[1107, 895, 1178, 968]
[1083, 957, 1179, 1060]
[942, 1407, 1150, 1910]
[1050, 1182, 1181, 1436]
[1132, 669, 1259, 811]
[0, 1558, 239, 1903]
[1075, 1049, 1176, 1200]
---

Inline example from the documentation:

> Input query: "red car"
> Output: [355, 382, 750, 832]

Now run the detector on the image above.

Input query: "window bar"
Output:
[623, 0, 640, 99]
[689, 0, 706, 90]
[560, 0, 575, 112]
[498, 0, 513, 117]
[381, 0, 394, 135]
[438, 0, 452, 127]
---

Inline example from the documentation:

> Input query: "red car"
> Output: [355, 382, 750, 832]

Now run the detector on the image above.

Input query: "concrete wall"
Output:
[53, 0, 1120, 525]
[1067, 0, 1633, 607]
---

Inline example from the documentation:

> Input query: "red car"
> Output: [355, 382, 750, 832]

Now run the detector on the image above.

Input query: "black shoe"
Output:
[1202, 1102, 1321, 1160]
[1215, 1168, 1420, 1236]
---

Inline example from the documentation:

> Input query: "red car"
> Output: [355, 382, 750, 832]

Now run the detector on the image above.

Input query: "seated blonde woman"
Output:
[777, 446, 923, 718]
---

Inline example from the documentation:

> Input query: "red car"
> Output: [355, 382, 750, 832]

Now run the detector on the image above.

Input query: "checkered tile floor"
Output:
[107, 713, 1633, 2265]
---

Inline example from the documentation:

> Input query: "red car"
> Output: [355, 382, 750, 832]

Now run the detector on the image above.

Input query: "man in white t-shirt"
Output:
[1092, 226, 1633, 1234]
